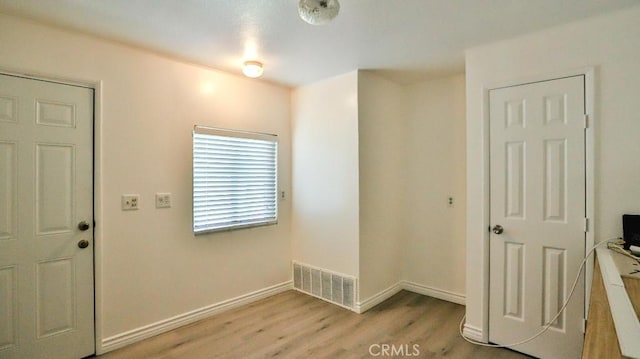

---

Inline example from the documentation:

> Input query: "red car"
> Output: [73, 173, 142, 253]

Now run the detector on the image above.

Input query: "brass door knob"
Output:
[78, 221, 90, 231]
[78, 239, 90, 249]
[492, 225, 504, 235]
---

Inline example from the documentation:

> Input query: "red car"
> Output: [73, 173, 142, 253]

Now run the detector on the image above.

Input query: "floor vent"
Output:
[292, 261, 356, 310]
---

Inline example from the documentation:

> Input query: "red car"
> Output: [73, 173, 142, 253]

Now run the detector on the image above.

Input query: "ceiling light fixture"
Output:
[298, 0, 340, 25]
[242, 61, 263, 78]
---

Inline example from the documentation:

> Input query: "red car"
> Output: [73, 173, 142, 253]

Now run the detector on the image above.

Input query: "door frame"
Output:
[476, 68, 595, 342]
[0, 68, 105, 355]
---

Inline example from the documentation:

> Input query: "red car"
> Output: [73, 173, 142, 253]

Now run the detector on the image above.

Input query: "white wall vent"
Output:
[292, 261, 356, 310]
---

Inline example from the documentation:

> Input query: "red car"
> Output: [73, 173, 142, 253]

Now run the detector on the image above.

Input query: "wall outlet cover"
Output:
[122, 194, 140, 210]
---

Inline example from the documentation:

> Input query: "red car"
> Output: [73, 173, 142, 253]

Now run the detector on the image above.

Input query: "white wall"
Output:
[465, 5, 640, 338]
[403, 75, 466, 296]
[291, 70, 468, 304]
[291, 71, 360, 277]
[0, 13, 292, 347]
[292, 71, 468, 304]
[0, 11, 473, 350]
[357, 71, 404, 300]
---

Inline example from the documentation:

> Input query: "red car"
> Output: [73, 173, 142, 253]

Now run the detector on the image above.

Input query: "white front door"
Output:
[489, 76, 586, 358]
[0, 74, 95, 359]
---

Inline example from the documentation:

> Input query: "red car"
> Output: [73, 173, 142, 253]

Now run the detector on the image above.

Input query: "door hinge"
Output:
[584, 218, 589, 233]
[583, 114, 589, 129]
[582, 318, 587, 333]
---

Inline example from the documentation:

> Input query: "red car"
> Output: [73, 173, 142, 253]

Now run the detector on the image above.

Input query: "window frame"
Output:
[192, 125, 278, 235]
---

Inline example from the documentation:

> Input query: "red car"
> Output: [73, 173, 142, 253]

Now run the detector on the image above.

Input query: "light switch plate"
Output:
[156, 193, 171, 208]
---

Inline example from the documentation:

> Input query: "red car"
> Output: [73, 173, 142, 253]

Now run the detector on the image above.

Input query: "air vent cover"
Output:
[293, 261, 355, 310]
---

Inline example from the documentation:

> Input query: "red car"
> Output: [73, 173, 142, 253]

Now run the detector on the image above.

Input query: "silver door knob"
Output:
[492, 225, 504, 235]
[78, 239, 89, 249]
[78, 221, 90, 231]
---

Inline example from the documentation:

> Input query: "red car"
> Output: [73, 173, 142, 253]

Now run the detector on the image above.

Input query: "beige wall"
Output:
[291, 71, 360, 277]
[0, 13, 292, 348]
[357, 71, 405, 300]
[1, 9, 472, 352]
[403, 74, 467, 296]
[465, 5, 640, 338]
[293, 70, 467, 305]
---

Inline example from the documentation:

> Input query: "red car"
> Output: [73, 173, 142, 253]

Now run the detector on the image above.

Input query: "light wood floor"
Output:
[97, 290, 532, 358]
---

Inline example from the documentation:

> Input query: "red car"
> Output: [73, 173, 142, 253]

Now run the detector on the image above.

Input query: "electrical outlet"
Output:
[448, 196, 454, 208]
[155, 193, 171, 208]
[122, 194, 140, 210]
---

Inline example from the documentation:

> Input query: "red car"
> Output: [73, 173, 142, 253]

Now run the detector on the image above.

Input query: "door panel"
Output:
[503, 242, 524, 320]
[37, 257, 76, 338]
[505, 141, 525, 219]
[543, 139, 567, 222]
[542, 247, 565, 329]
[0, 95, 17, 123]
[489, 76, 585, 358]
[36, 144, 76, 235]
[36, 100, 76, 128]
[0, 266, 17, 350]
[0, 74, 94, 359]
[0, 141, 17, 240]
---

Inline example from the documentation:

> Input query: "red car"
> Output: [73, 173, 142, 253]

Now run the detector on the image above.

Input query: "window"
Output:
[192, 126, 278, 234]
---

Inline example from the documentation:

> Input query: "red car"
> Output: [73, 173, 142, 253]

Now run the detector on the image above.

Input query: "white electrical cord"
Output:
[459, 237, 624, 348]
[607, 242, 640, 263]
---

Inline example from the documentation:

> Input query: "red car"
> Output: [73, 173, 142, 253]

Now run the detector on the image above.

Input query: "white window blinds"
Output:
[193, 126, 278, 234]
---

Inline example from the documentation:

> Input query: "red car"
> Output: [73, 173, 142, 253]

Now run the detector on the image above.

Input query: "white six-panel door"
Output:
[0, 74, 94, 359]
[489, 76, 586, 358]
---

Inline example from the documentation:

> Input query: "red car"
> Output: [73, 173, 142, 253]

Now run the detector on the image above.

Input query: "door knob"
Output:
[78, 221, 90, 231]
[78, 239, 89, 249]
[492, 225, 504, 235]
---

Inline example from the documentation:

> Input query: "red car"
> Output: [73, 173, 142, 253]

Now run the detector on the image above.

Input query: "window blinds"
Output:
[193, 126, 278, 234]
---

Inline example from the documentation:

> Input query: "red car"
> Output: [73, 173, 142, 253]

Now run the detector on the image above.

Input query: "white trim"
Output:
[583, 68, 596, 319]
[401, 281, 466, 305]
[99, 281, 292, 354]
[462, 324, 485, 342]
[355, 281, 466, 314]
[355, 283, 402, 313]
[480, 83, 491, 343]
[93, 80, 105, 355]
[479, 67, 596, 344]
[0, 67, 98, 89]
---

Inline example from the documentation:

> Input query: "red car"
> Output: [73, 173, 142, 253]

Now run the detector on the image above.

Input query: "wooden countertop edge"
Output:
[582, 257, 622, 358]
[583, 249, 640, 359]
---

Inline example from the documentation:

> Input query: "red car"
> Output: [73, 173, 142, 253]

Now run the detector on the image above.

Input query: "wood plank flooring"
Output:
[97, 290, 532, 359]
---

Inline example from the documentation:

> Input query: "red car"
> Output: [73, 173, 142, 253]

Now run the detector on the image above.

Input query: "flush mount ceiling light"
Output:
[242, 61, 263, 78]
[298, 0, 340, 25]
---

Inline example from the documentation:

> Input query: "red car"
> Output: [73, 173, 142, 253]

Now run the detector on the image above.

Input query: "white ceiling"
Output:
[0, 0, 637, 86]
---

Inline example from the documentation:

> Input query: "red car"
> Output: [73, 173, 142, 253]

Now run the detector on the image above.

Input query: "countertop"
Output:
[583, 248, 640, 359]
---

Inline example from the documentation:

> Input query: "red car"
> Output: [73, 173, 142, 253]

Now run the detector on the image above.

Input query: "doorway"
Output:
[488, 75, 587, 358]
[0, 73, 95, 358]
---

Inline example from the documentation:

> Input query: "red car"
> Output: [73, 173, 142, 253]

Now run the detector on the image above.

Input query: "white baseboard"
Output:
[462, 323, 485, 342]
[355, 283, 402, 313]
[355, 281, 466, 314]
[401, 281, 466, 305]
[100, 280, 467, 353]
[99, 281, 293, 354]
